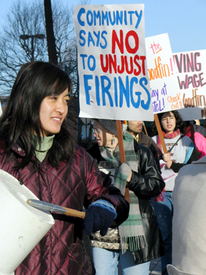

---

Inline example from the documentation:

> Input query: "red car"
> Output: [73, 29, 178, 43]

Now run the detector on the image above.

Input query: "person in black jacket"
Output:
[88, 119, 165, 275]
[125, 120, 161, 172]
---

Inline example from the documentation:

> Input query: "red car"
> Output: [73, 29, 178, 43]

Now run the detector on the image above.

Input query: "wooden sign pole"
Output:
[116, 120, 130, 203]
[154, 114, 168, 154]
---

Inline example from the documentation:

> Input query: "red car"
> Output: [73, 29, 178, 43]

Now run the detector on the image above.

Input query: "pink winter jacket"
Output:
[185, 128, 206, 159]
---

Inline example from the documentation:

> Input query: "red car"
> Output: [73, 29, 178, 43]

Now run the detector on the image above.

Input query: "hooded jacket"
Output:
[0, 140, 129, 275]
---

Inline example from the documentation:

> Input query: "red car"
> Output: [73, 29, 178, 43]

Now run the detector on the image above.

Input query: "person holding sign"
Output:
[0, 61, 129, 275]
[125, 120, 160, 171]
[89, 119, 165, 275]
[151, 110, 199, 274]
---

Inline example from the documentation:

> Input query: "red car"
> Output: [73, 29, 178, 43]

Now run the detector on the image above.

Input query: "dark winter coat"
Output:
[87, 140, 165, 264]
[0, 140, 129, 275]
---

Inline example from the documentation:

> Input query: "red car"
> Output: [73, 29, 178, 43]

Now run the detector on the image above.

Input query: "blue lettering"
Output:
[77, 8, 85, 26]
[95, 76, 100, 105]
[124, 10, 127, 25]
[102, 11, 109, 25]
[108, 11, 116, 25]
[100, 31, 107, 49]
[80, 54, 87, 69]
[114, 77, 118, 107]
[101, 76, 113, 106]
[76, 8, 142, 29]
[83, 75, 150, 110]
[88, 55, 96, 71]
[134, 10, 142, 28]
[140, 77, 150, 110]
[88, 32, 95, 47]
[84, 75, 93, 105]
[93, 10, 101, 25]
[87, 10, 93, 26]
[93, 31, 101, 47]
[119, 76, 130, 107]
[116, 11, 123, 25]
[130, 77, 140, 108]
[79, 30, 86, 46]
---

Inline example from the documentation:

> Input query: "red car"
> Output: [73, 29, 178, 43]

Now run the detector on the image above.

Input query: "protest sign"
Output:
[145, 33, 182, 114]
[73, 4, 153, 121]
[173, 49, 206, 120]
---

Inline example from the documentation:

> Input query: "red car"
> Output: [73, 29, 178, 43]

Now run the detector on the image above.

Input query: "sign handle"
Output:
[154, 114, 168, 154]
[116, 120, 130, 203]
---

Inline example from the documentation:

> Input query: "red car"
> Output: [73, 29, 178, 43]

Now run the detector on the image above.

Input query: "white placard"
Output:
[74, 4, 153, 121]
[173, 49, 206, 120]
[146, 33, 182, 114]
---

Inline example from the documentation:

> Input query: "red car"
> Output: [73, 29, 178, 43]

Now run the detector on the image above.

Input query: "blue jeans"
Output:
[92, 247, 150, 275]
[152, 191, 173, 275]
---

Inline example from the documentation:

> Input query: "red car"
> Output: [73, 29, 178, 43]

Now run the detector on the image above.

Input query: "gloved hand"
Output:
[114, 162, 132, 195]
[84, 199, 117, 236]
[116, 162, 132, 182]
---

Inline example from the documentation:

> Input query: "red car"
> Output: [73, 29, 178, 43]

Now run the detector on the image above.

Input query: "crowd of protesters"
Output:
[86, 115, 206, 275]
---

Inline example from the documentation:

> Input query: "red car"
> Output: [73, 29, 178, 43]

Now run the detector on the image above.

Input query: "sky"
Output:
[0, 0, 206, 54]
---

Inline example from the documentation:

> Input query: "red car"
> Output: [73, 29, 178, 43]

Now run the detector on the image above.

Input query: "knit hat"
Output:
[96, 119, 117, 136]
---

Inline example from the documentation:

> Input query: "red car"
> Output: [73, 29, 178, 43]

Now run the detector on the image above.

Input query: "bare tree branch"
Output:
[0, 0, 77, 96]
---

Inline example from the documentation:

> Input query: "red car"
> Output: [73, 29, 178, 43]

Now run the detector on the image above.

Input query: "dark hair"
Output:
[152, 110, 184, 135]
[0, 61, 75, 168]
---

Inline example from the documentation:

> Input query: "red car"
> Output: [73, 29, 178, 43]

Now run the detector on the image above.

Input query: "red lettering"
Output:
[112, 30, 124, 54]
[125, 30, 139, 54]
[100, 54, 146, 75]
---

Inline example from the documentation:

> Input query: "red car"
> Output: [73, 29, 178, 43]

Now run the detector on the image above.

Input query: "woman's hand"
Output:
[165, 160, 172, 169]
[163, 153, 172, 169]
[163, 152, 172, 162]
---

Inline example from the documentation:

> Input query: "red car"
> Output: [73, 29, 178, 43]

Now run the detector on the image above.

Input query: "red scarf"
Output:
[157, 129, 180, 155]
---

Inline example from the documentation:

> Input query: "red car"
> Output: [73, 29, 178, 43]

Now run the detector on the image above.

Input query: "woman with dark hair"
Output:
[152, 110, 199, 174]
[151, 110, 199, 275]
[0, 61, 129, 275]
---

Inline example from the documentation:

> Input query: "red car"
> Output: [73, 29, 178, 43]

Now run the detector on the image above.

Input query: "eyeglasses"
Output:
[92, 128, 101, 134]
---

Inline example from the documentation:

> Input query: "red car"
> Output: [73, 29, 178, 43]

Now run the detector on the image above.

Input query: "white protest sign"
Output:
[145, 33, 182, 114]
[74, 4, 153, 121]
[173, 50, 206, 120]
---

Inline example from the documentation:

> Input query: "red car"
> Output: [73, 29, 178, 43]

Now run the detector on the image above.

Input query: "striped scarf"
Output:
[100, 132, 146, 253]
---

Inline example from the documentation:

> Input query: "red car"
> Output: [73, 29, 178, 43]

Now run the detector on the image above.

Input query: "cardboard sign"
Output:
[173, 49, 206, 120]
[145, 33, 182, 114]
[74, 4, 153, 121]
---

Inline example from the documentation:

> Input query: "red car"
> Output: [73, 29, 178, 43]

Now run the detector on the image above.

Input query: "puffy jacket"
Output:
[0, 140, 129, 275]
